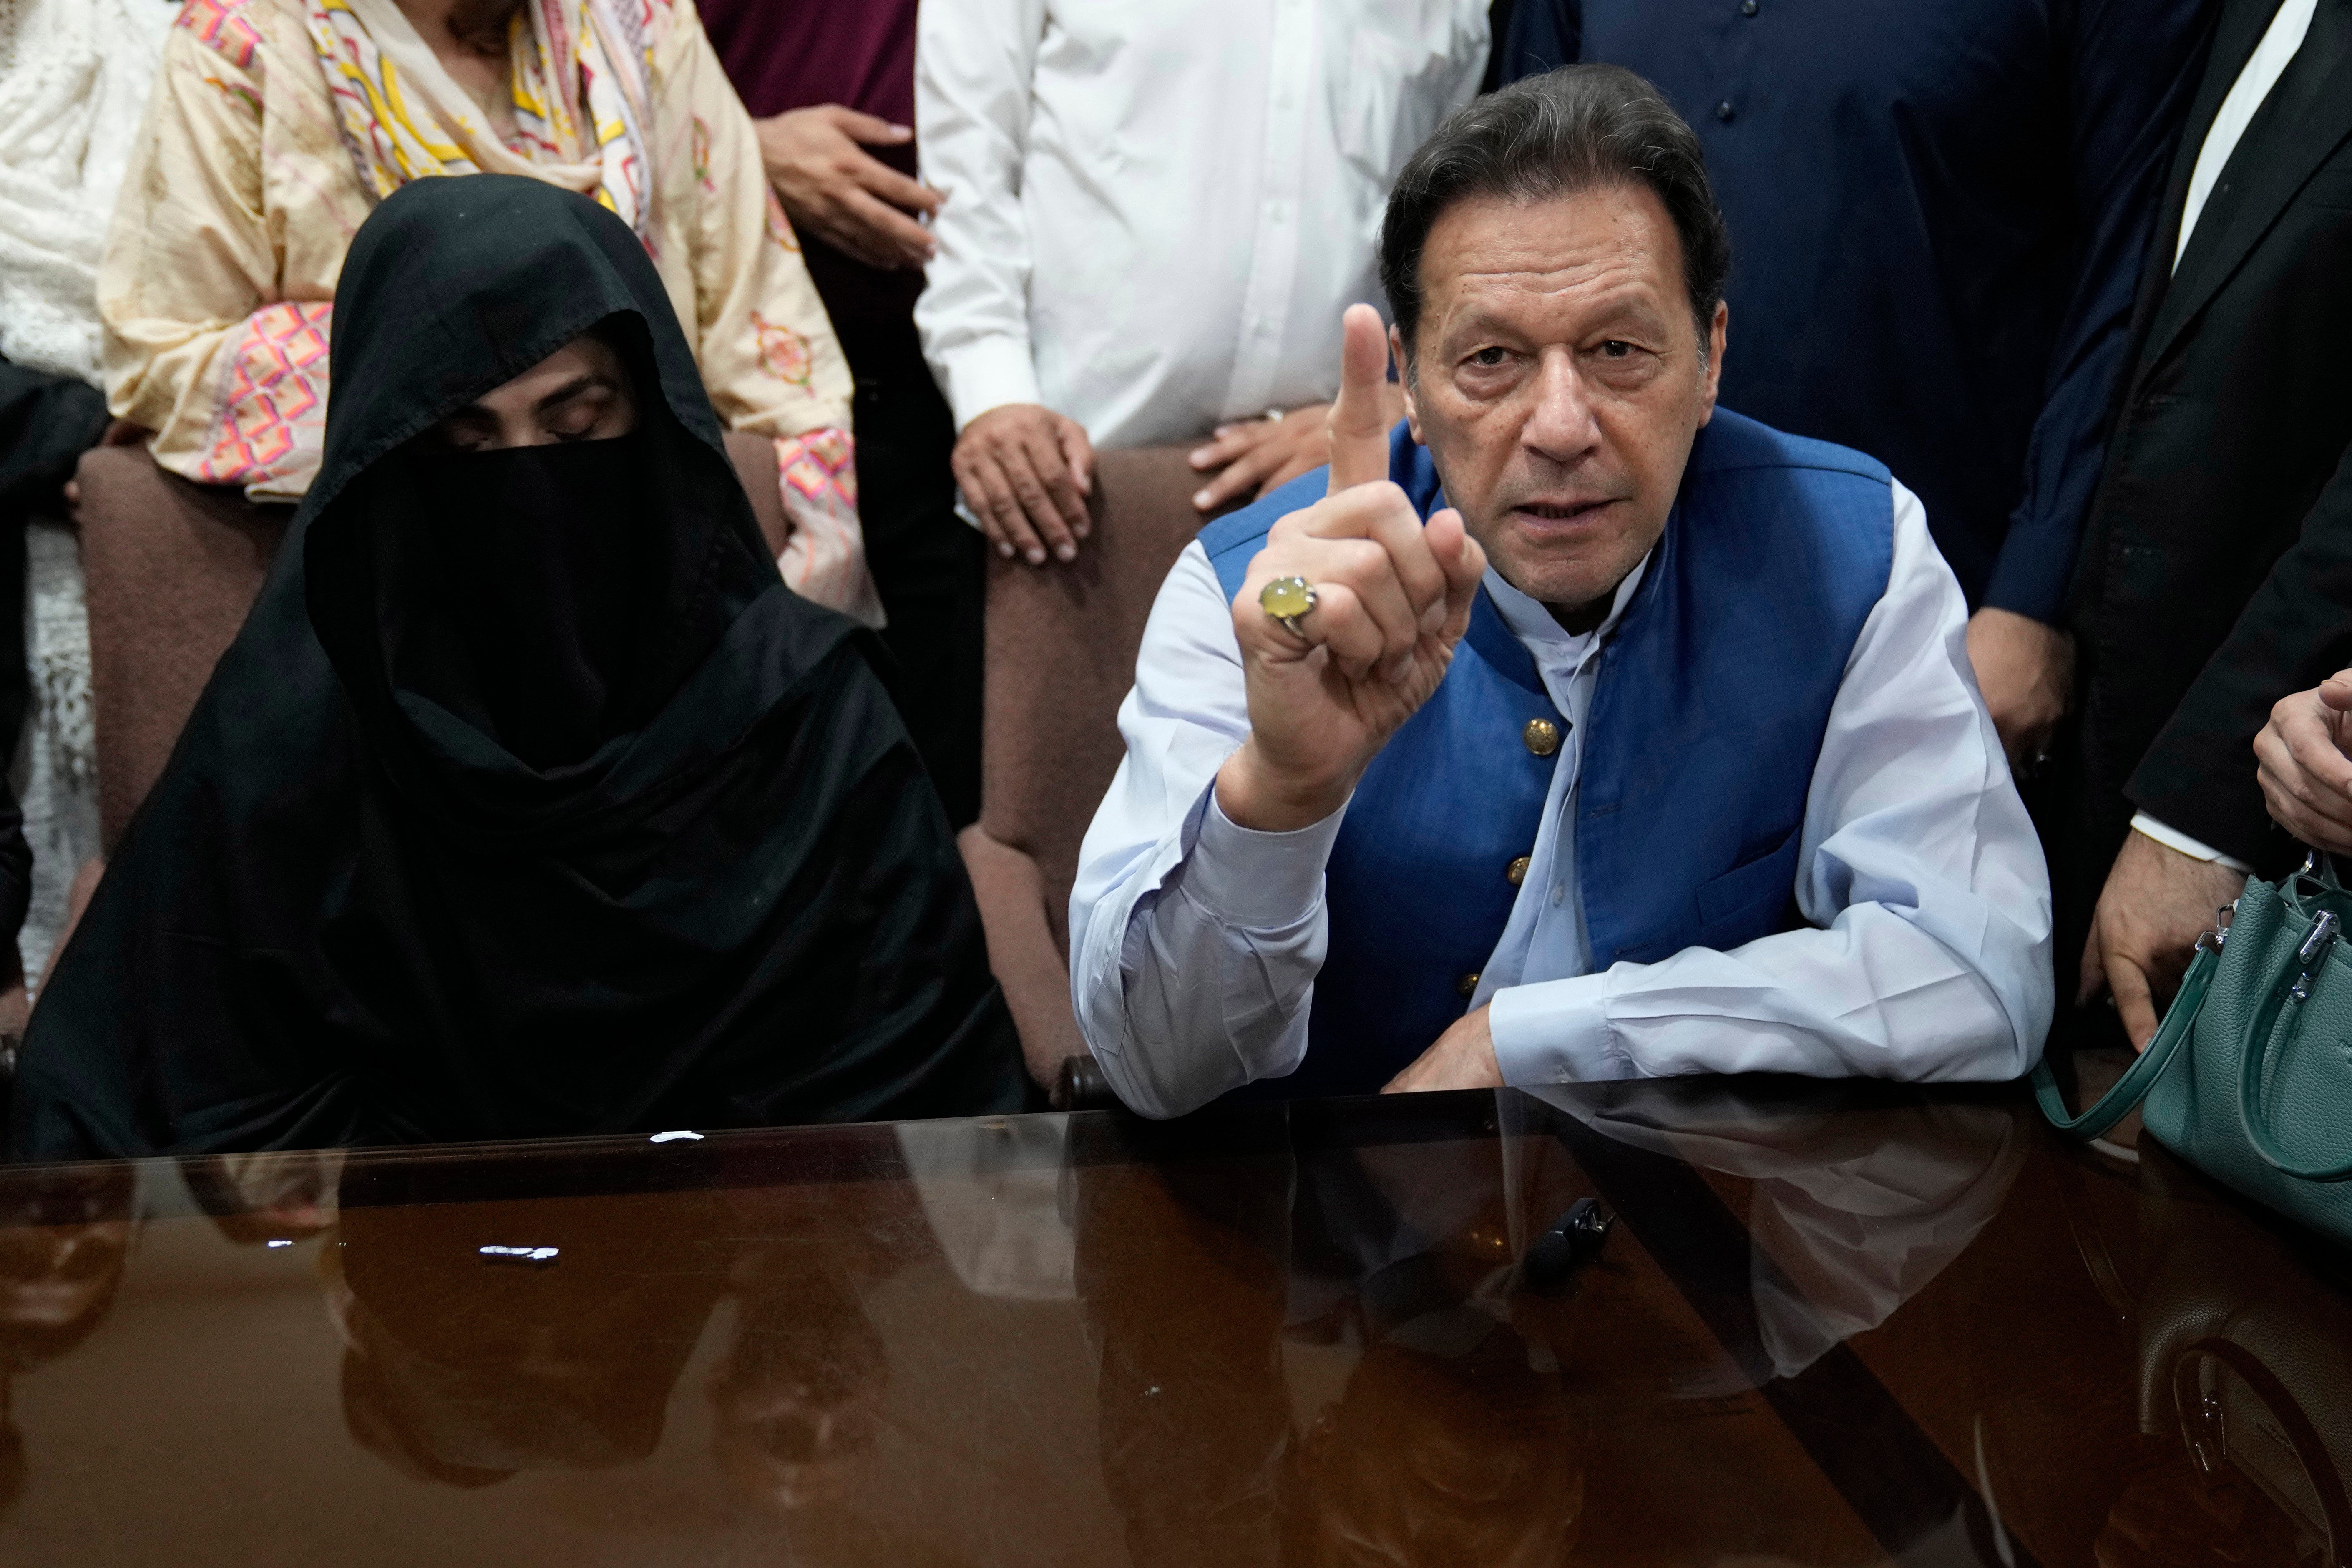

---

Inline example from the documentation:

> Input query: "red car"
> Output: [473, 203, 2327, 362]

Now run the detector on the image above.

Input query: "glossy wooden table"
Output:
[0, 1078, 2343, 1565]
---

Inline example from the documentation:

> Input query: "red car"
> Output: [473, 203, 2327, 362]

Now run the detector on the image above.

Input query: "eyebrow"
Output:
[1444, 293, 1668, 345]
[435, 372, 623, 432]
[531, 372, 619, 415]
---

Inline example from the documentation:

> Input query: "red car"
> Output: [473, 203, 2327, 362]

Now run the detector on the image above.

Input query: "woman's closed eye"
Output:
[428, 410, 500, 451]
[543, 386, 619, 440]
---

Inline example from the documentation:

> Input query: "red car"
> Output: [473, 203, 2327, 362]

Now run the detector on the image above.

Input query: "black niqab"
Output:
[374, 435, 666, 770]
[10, 177, 1022, 1159]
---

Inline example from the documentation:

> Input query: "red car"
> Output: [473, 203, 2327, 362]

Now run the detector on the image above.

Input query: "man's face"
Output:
[1401, 185, 1726, 617]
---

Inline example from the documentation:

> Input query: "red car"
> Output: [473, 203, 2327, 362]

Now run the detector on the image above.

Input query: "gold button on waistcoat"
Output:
[1523, 718, 1561, 756]
[1507, 856, 1531, 886]
[1456, 971, 1482, 998]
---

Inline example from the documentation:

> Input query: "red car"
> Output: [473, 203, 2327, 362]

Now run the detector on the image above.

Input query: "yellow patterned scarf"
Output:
[307, 0, 654, 237]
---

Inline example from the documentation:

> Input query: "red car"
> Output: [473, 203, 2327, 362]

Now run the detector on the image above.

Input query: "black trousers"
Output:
[837, 314, 983, 830]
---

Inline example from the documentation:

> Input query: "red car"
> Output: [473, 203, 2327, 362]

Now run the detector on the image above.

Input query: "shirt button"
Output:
[1523, 718, 1561, 755]
[1507, 855, 1531, 886]
[1550, 882, 1566, 907]
[1456, 971, 1482, 998]
[1740, 0, 1758, 14]
[1714, 100, 1737, 122]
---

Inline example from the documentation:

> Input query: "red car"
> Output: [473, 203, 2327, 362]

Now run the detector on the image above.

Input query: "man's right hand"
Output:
[953, 403, 1095, 565]
[2080, 828, 2247, 1049]
[1965, 606, 2073, 770]
[755, 106, 942, 271]
[2255, 668, 2352, 853]
[1215, 305, 1487, 833]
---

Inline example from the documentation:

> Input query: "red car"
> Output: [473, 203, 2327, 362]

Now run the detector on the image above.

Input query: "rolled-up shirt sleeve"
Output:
[1487, 484, 2055, 1085]
[1068, 543, 1347, 1117]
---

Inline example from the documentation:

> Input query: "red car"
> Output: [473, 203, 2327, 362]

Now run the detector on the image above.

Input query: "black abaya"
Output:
[10, 177, 1023, 1159]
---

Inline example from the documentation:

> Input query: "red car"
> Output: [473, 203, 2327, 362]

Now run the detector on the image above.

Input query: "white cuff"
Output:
[1486, 975, 1620, 1085]
[2131, 813, 2255, 874]
[939, 335, 1046, 435]
[1184, 786, 1347, 928]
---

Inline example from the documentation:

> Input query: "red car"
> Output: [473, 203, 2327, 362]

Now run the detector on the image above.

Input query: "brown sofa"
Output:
[79, 431, 793, 851]
[957, 447, 1229, 1088]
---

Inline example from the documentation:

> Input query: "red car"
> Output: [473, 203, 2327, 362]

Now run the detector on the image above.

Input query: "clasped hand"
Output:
[2256, 668, 2352, 855]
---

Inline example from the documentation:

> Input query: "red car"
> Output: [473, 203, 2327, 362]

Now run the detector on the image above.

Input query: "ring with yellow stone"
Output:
[1258, 574, 1317, 638]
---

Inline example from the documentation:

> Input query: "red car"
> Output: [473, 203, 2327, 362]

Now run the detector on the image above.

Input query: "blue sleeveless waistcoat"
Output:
[1197, 411, 1894, 1096]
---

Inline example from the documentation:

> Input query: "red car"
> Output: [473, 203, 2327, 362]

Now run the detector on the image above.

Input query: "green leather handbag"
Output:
[2036, 858, 2352, 1244]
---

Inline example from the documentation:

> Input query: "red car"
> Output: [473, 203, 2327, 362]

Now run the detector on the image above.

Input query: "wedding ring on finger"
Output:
[1258, 574, 1318, 639]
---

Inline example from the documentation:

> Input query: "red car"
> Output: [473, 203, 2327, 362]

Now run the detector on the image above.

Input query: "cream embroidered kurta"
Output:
[99, 0, 880, 622]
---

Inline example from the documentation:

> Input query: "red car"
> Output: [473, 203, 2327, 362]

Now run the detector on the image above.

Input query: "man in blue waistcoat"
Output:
[1067, 67, 2053, 1117]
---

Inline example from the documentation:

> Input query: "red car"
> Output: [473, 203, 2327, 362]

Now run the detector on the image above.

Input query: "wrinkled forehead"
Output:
[1415, 185, 1691, 344]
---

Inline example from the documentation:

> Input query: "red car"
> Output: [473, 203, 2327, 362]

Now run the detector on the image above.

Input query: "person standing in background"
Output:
[0, 0, 179, 995]
[99, 0, 880, 627]
[1496, 0, 2215, 772]
[699, 0, 982, 826]
[914, 0, 1490, 570]
[2068, 0, 2352, 1048]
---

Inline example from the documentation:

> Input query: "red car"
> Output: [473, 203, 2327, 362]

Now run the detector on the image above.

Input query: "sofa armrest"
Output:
[957, 823, 1088, 1091]
[721, 429, 791, 561]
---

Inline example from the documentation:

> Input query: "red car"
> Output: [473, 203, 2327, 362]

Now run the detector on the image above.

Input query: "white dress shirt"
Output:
[912, 0, 1488, 449]
[1068, 480, 2055, 1119]
[2134, 0, 2315, 872]
[2173, 0, 2318, 269]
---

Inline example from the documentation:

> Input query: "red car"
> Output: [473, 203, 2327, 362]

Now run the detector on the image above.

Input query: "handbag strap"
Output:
[2236, 915, 2352, 1181]
[2033, 944, 2219, 1140]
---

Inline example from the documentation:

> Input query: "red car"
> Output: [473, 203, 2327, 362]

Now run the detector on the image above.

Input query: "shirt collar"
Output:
[1482, 551, 1653, 655]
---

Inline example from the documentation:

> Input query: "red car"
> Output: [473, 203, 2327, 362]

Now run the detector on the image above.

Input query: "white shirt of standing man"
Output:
[912, 0, 1489, 566]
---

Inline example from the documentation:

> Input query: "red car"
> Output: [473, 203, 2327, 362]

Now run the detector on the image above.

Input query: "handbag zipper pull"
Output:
[2290, 909, 2339, 1002]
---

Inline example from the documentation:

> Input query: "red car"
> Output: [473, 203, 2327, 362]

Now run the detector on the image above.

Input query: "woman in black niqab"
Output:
[10, 176, 1024, 1160]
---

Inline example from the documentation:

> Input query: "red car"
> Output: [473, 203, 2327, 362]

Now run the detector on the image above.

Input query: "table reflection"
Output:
[181, 1149, 344, 1243]
[1073, 1088, 2027, 1566]
[0, 1083, 2341, 1566]
[2090, 1139, 2352, 1566]
[1543, 1082, 2029, 1379]
[330, 1179, 733, 1485]
[0, 1163, 133, 1523]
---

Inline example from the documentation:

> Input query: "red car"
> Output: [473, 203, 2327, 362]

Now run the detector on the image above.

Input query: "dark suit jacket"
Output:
[2070, 0, 2352, 877]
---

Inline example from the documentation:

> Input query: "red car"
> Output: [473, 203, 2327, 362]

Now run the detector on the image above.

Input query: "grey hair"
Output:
[1378, 65, 1731, 369]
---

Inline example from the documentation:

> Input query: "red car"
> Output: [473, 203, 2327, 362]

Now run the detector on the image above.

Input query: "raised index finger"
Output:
[1326, 304, 1394, 494]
